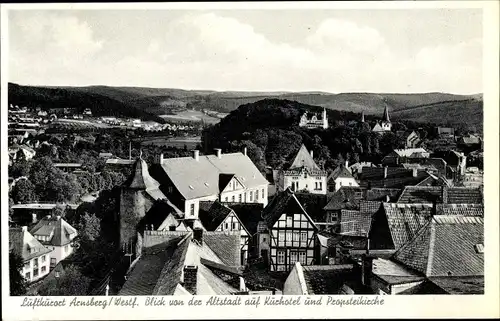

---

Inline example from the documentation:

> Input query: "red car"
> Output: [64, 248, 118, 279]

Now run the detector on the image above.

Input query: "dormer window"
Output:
[188, 185, 194, 190]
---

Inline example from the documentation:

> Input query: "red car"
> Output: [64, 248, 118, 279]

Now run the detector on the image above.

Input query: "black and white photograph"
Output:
[1, 1, 499, 320]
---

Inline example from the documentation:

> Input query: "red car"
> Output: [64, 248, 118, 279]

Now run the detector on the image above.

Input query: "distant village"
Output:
[8, 102, 484, 296]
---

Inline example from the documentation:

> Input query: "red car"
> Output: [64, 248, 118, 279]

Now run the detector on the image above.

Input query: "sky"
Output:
[8, 9, 483, 94]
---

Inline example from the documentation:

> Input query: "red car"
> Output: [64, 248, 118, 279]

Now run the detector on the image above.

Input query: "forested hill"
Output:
[8, 83, 166, 124]
[201, 98, 451, 172]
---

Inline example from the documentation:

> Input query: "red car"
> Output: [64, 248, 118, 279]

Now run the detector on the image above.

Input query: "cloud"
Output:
[8, 11, 482, 93]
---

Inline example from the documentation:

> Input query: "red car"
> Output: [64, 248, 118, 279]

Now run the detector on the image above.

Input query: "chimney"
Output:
[361, 254, 373, 287]
[183, 265, 198, 295]
[32, 213, 38, 224]
[193, 150, 199, 161]
[383, 166, 388, 179]
[310, 150, 314, 159]
[412, 168, 418, 177]
[345, 160, 349, 168]
[441, 186, 448, 204]
[214, 148, 222, 159]
[21, 226, 28, 232]
[193, 227, 203, 244]
[243, 147, 247, 156]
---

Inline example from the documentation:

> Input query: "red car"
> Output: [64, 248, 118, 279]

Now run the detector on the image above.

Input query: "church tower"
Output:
[381, 106, 392, 131]
[119, 153, 161, 257]
[322, 107, 328, 129]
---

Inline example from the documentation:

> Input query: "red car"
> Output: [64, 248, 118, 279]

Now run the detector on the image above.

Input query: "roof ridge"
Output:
[425, 222, 437, 276]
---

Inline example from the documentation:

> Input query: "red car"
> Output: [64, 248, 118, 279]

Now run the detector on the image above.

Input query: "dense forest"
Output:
[202, 99, 480, 173]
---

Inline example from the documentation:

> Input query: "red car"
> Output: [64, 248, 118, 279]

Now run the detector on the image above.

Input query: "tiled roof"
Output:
[326, 233, 368, 250]
[120, 236, 185, 295]
[302, 265, 357, 294]
[397, 186, 483, 204]
[365, 188, 401, 202]
[198, 201, 233, 231]
[9, 227, 52, 262]
[203, 231, 241, 267]
[428, 276, 484, 294]
[262, 189, 316, 229]
[153, 236, 192, 295]
[289, 144, 320, 170]
[339, 201, 380, 236]
[324, 186, 363, 211]
[439, 204, 483, 217]
[380, 203, 434, 250]
[393, 215, 484, 277]
[328, 165, 354, 181]
[225, 203, 264, 235]
[153, 152, 268, 200]
[358, 167, 430, 189]
[29, 216, 78, 247]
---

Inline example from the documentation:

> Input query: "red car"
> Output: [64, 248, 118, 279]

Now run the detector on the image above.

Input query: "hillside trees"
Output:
[9, 250, 27, 296]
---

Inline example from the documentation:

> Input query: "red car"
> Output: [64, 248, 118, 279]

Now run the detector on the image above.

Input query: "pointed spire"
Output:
[383, 106, 390, 122]
[361, 111, 365, 123]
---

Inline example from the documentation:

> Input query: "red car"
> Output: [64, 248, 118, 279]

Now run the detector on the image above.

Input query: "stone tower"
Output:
[119, 154, 161, 256]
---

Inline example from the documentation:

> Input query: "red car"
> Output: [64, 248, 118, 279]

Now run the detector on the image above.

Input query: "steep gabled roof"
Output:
[380, 203, 434, 250]
[226, 203, 264, 235]
[302, 264, 357, 294]
[139, 199, 184, 231]
[262, 189, 318, 229]
[9, 227, 52, 262]
[328, 165, 354, 182]
[198, 201, 233, 231]
[359, 167, 430, 189]
[29, 216, 78, 247]
[289, 144, 320, 170]
[393, 215, 484, 277]
[372, 123, 384, 132]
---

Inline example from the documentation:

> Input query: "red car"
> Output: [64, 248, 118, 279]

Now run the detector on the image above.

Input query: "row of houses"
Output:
[113, 144, 483, 295]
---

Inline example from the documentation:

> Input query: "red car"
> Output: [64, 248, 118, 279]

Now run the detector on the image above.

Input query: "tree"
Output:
[9, 250, 27, 296]
[9, 160, 33, 178]
[9, 198, 14, 225]
[11, 179, 38, 204]
[78, 212, 101, 242]
[37, 265, 91, 296]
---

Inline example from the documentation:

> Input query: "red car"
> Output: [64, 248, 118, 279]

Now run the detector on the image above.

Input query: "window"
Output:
[41, 266, 46, 273]
[25, 272, 31, 280]
[24, 262, 30, 269]
[318, 182, 322, 190]
[286, 215, 293, 226]
[286, 231, 292, 242]
[277, 251, 285, 264]
[225, 197, 228, 202]
[33, 258, 39, 268]
[256, 190, 259, 201]
[33, 268, 39, 277]
[278, 231, 285, 245]
[41, 255, 46, 263]
[300, 232, 308, 242]
[169, 225, 176, 231]
[232, 222, 236, 229]
[225, 223, 229, 230]
[55, 271, 60, 278]
[293, 231, 300, 242]
[298, 251, 307, 264]
[232, 195, 235, 202]
[249, 191, 253, 202]
[262, 189, 264, 198]
[262, 237, 267, 243]
[190, 204, 195, 216]
[290, 251, 298, 264]
[239, 194, 242, 202]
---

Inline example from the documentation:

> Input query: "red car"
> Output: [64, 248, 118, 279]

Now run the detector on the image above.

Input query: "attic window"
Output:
[474, 244, 484, 254]
[189, 185, 194, 190]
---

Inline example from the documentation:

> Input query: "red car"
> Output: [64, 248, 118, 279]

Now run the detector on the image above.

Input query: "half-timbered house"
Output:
[260, 188, 319, 272]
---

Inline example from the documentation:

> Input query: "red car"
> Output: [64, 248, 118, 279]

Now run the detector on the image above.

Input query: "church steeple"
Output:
[383, 106, 390, 122]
